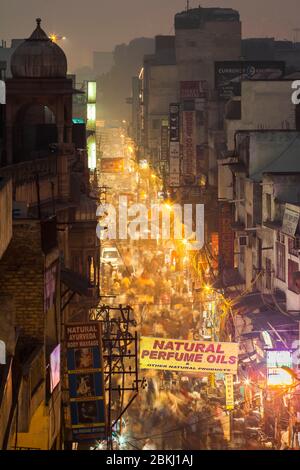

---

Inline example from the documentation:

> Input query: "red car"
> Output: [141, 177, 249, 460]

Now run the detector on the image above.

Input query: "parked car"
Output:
[101, 246, 122, 268]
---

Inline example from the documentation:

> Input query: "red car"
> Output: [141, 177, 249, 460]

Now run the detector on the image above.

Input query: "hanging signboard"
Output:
[282, 207, 300, 237]
[161, 124, 169, 162]
[182, 110, 196, 177]
[140, 337, 239, 374]
[169, 103, 180, 142]
[180, 81, 208, 100]
[225, 374, 234, 410]
[218, 202, 234, 269]
[66, 323, 106, 441]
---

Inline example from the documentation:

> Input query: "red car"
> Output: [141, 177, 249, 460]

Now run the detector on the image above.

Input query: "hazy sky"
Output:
[1, 0, 300, 71]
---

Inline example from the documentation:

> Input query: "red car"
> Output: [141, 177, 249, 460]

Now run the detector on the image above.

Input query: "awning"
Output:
[213, 268, 245, 289]
[61, 268, 90, 296]
[231, 291, 286, 313]
[246, 310, 299, 332]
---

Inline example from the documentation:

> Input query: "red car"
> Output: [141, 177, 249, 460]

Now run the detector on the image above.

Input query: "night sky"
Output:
[1, 0, 299, 71]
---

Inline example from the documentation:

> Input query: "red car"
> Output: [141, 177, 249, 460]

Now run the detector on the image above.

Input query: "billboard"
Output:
[215, 61, 285, 101]
[100, 158, 125, 173]
[218, 202, 234, 270]
[66, 323, 106, 441]
[140, 337, 239, 374]
[160, 123, 169, 162]
[50, 344, 61, 393]
[169, 103, 180, 142]
[182, 111, 196, 177]
[169, 103, 180, 187]
[169, 159, 180, 187]
[180, 81, 208, 100]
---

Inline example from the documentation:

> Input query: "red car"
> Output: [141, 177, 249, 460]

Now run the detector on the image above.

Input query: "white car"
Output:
[101, 247, 122, 267]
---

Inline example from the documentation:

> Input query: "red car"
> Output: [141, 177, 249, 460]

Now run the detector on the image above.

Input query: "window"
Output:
[257, 238, 262, 272]
[247, 213, 253, 229]
[239, 179, 245, 202]
[152, 119, 160, 130]
[266, 258, 272, 290]
[288, 237, 299, 256]
[288, 259, 299, 293]
[276, 242, 286, 282]
[240, 246, 245, 264]
[88, 255, 96, 287]
[266, 194, 272, 220]
[72, 252, 82, 275]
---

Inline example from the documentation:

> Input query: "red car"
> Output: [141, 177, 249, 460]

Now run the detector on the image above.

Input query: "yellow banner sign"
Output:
[225, 374, 234, 410]
[140, 337, 239, 374]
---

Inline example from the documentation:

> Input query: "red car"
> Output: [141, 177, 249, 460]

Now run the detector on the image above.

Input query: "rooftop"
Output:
[175, 7, 240, 30]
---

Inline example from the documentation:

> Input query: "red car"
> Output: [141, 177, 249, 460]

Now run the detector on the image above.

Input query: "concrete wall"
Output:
[241, 81, 296, 130]
[175, 21, 241, 85]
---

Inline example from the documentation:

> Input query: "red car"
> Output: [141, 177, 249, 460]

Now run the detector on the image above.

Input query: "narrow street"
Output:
[95, 133, 269, 451]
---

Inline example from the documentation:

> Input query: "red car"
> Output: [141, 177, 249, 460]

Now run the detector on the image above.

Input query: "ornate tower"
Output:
[5, 18, 73, 165]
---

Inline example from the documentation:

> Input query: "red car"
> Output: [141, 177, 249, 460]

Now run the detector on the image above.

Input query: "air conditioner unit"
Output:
[239, 235, 249, 247]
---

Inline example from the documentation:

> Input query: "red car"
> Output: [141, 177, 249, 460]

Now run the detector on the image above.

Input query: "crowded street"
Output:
[93, 132, 282, 451]
[1, 2, 300, 456]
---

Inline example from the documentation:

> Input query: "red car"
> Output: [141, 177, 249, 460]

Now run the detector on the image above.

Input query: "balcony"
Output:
[0, 177, 12, 259]
[0, 155, 57, 189]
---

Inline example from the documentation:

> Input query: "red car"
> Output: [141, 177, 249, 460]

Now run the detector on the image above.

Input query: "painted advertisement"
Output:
[140, 337, 239, 374]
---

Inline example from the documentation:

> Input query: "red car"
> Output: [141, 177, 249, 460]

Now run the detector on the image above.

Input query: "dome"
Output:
[11, 18, 67, 78]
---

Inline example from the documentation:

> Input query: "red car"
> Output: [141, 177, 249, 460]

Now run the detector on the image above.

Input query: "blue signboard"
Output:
[66, 323, 106, 441]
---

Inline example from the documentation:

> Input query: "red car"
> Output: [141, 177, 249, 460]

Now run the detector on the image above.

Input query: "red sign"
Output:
[101, 158, 125, 173]
[218, 203, 234, 269]
[182, 111, 196, 177]
[180, 81, 208, 99]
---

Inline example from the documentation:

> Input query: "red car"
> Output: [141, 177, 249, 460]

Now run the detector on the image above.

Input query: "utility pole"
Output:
[90, 305, 145, 449]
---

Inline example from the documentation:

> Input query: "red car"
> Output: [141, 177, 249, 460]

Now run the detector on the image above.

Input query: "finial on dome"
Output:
[36, 18, 42, 28]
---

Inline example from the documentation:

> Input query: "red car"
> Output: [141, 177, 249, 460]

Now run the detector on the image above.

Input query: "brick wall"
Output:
[0, 221, 44, 341]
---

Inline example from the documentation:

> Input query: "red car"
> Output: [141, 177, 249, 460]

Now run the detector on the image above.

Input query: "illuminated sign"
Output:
[50, 344, 61, 393]
[267, 350, 293, 387]
[87, 81, 97, 103]
[87, 135, 96, 170]
[100, 158, 125, 173]
[72, 118, 85, 125]
[140, 337, 239, 374]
